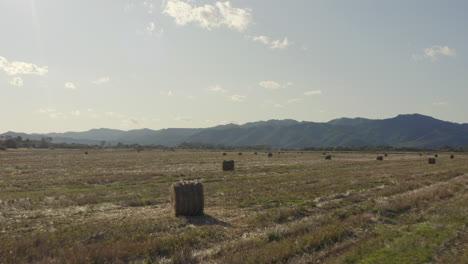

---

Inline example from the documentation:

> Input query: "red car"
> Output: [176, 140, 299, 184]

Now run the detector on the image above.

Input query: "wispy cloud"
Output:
[163, 0, 252, 31]
[145, 21, 164, 36]
[143, 0, 156, 15]
[64, 82, 77, 90]
[208, 85, 227, 93]
[0, 56, 48, 76]
[9, 77, 23, 87]
[174, 116, 193, 122]
[304, 90, 322, 96]
[92, 76, 110, 85]
[259, 80, 281, 89]
[432, 101, 448, 106]
[251, 36, 291, 50]
[37, 108, 67, 119]
[274, 103, 284, 108]
[70, 110, 81, 117]
[413, 45, 456, 61]
[146, 21, 156, 33]
[287, 98, 302, 104]
[160, 90, 173, 96]
[259, 81, 293, 89]
[231, 94, 246, 102]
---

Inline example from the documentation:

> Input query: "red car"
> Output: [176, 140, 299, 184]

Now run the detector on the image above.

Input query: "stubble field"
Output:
[0, 149, 466, 263]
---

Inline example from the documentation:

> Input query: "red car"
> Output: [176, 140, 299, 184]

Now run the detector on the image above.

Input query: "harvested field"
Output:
[0, 149, 466, 263]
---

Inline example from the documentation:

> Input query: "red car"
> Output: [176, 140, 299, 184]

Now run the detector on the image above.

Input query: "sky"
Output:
[1, 0, 467, 133]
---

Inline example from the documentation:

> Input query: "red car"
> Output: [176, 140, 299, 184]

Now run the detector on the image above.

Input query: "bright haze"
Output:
[1, 0, 467, 133]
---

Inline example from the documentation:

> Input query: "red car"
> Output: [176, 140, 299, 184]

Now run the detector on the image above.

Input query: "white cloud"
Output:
[92, 76, 110, 85]
[274, 104, 284, 108]
[270, 38, 290, 50]
[145, 21, 164, 36]
[259, 81, 293, 89]
[70, 110, 81, 117]
[413, 45, 456, 61]
[208, 85, 227, 93]
[175, 116, 193, 122]
[259, 81, 281, 89]
[37, 108, 67, 119]
[231, 94, 246, 102]
[143, 0, 156, 14]
[0, 56, 48, 76]
[304, 90, 322, 96]
[9, 77, 23, 87]
[163, 0, 252, 31]
[38, 108, 56, 114]
[252, 36, 291, 50]
[65, 82, 77, 90]
[432, 101, 448, 106]
[287, 98, 302, 104]
[160, 90, 173, 96]
[146, 21, 156, 32]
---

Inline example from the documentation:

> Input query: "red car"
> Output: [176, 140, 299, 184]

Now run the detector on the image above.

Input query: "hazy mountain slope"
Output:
[2, 114, 468, 148]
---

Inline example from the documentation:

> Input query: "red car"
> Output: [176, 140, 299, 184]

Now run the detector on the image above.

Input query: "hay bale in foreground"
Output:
[325, 155, 332, 160]
[376, 156, 384, 161]
[428, 158, 436, 164]
[171, 181, 204, 217]
[223, 160, 235, 171]
[268, 152, 273, 157]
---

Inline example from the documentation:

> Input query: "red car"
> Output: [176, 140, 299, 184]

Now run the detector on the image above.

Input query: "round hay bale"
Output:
[325, 155, 332, 160]
[434, 154, 438, 158]
[268, 152, 273, 157]
[254, 152, 258, 155]
[238, 152, 243, 156]
[222, 153, 227, 156]
[376, 156, 384, 161]
[384, 153, 388, 157]
[85, 151, 88, 155]
[222, 160, 235, 171]
[450, 155, 454, 159]
[171, 181, 204, 217]
[419, 153, 422, 156]
[428, 158, 436, 164]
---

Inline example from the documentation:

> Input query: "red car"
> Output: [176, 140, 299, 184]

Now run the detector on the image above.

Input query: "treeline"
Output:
[2, 136, 468, 152]
[176, 142, 272, 150]
[0, 136, 92, 150]
[0, 136, 169, 151]
[301, 145, 468, 152]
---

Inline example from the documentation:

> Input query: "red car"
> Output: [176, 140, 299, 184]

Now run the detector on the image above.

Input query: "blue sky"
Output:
[1, 0, 467, 133]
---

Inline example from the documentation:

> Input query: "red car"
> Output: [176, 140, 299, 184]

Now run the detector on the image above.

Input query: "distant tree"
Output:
[24, 138, 32, 148]
[39, 138, 49, 148]
[4, 138, 17, 149]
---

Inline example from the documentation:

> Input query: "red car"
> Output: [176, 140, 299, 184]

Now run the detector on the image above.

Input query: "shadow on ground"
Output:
[184, 214, 231, 227]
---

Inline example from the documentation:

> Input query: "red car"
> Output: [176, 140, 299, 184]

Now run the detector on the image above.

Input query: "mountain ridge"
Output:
[2, 114, 468, 148]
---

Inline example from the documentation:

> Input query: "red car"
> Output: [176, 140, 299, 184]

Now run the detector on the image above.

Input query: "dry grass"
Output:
[0, 149, 466, 263]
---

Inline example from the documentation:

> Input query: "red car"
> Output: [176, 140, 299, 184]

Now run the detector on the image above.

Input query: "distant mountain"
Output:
[2, 114, 468, 148]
